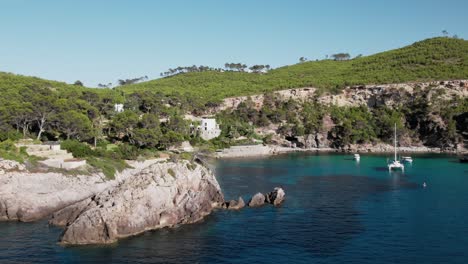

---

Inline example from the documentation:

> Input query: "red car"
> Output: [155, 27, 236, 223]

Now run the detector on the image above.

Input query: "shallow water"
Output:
[1, 153, 467, 263]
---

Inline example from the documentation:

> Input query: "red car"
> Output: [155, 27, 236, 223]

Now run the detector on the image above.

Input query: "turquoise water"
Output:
[1, 153, 467, 263]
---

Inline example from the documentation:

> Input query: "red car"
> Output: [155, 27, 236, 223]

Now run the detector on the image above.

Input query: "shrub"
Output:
[0, 130, 22, 142]
[186, 162, 197, 171]
[0, 140, 27, 163]
[167, 168, 176, 177]
[116, 143, 140, 160]
[179, 152, 194, 161]
[86, 157, 128, 180]
[61, 140, 94, 158]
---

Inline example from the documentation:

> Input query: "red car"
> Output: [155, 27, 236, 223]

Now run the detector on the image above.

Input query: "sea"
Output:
[1, 153, 467, 263]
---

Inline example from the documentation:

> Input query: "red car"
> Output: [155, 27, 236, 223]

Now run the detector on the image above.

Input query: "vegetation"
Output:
[0, 140, 28, 163]
[213, 93, 468, 149]
[167, 168, 175, 178]
[119, 38, 468, 103]
[0, 37, 467, 173]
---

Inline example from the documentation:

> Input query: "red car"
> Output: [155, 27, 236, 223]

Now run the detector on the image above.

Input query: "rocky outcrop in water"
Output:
[247, 188, 286, 207]
[222, 197, 245, 210]
[50, 161, 224, 245]
[266, 187, 286, 206]
[248, 193, 266, 207]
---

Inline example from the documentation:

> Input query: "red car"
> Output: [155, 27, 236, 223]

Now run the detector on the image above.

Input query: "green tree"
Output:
[110, 111, 139, 140]
[57, 110, 93, 140]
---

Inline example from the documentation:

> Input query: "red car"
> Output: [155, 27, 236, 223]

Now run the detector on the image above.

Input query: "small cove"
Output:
[1, 153, 467, 263]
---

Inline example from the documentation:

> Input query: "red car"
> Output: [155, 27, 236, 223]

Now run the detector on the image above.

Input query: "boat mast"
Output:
[394, 123, 397, 161]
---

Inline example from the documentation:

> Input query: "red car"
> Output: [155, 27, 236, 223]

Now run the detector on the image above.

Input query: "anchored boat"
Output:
[388, 123, 404, 171]
[353, 153, 360, 161]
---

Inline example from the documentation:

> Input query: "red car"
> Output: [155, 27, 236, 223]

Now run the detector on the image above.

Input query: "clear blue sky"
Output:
[1, 0, 467, 87]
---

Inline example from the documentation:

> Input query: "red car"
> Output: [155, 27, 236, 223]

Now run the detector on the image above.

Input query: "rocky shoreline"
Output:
[215, 143, 460, 158]
[0, 159, 225, 245]
[51, 160, 224, 245]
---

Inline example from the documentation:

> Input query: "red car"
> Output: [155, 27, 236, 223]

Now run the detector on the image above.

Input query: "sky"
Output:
[1, 0, 467, 87]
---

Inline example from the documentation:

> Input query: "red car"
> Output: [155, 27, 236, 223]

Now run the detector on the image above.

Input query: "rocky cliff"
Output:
[219, 80, 468, 152]
[50, 160, 224, 245]
[0, 160, 111, 222]
[220, 80, 468, 111]
[0, 159, 165, 222]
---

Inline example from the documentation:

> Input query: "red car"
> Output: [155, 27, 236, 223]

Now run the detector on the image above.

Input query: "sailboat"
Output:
[388, 123, 404, 171]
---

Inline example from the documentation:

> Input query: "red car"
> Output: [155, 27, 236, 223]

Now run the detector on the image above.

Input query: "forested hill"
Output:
[119, 37, 468, 102]
[1, 37, 467, 105]
[0, 72, 74, 91]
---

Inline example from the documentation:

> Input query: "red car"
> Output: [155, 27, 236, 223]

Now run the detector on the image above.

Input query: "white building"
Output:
[114, 104, 124, 113]
[198, 118, 221, 140]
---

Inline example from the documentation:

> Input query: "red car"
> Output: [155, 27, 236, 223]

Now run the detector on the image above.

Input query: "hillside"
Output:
[0, 72, 75, 91]
[119, 37, 468, 103]
[0, 72, 122, 102]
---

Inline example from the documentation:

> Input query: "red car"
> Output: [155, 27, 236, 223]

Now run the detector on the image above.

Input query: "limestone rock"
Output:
[54, 161, 224, 245]
[0, 171, 110, 222]
[224, 197, 245, 210]
[266, 187, 286, 206]
[248, 193, 266, 207]
[0, 159, 25, 172]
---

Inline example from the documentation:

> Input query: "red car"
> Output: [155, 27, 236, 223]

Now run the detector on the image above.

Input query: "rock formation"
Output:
[248, 192, 266, 207]
[50, 161, 224, 245]
[266, 187, 286, 206]
[219, 80, 467, 111]
[0, 159, 25, 175]
[222, 197, 245, 210]
[247, 188, 286, 207]
[0, 166, 111, 222]
[0, 158, 166, 222]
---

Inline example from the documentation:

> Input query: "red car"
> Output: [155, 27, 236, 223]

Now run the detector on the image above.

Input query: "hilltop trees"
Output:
[161, 65, 222, 77]
[97, 83, 113, 88]
[73, 80, 84, 86]
[224, 63, 248, 72]
[331, 53, 351, 61]
[249, 65, 271, 73]
[224, 63, 271, 73]
[117, 76, 148, 86]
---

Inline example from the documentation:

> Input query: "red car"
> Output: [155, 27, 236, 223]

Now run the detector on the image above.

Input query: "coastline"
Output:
[214, 144, 462, 159]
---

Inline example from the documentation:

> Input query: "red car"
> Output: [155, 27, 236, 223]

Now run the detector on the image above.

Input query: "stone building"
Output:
[114, 104, 124, 113]
[198, 118, 221, 140]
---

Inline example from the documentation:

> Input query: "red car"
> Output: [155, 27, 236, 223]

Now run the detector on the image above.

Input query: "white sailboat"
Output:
[388, 123, 404, 171]
[353, 153, 360, 161]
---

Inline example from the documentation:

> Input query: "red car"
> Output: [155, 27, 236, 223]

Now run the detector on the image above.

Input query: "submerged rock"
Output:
[52, 161, 224, 245]
[248, 193, 266, 207]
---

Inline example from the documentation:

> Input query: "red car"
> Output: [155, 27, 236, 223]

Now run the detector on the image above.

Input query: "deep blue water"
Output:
[1, 153, 468, 263]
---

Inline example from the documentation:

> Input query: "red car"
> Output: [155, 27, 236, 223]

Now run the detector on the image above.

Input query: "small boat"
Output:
[388, 123, 404, 172]
[401, 156, 413, 163]
[388, 160, 404, 171]
[353, 154, 360, 161]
